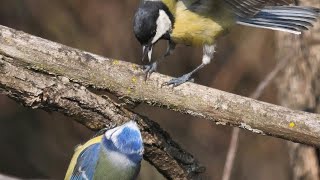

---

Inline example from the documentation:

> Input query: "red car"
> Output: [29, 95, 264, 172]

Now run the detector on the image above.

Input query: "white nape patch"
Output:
[151, 10, 172, 44]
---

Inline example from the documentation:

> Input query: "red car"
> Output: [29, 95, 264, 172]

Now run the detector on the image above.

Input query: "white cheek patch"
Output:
[151, 10, 172, 44]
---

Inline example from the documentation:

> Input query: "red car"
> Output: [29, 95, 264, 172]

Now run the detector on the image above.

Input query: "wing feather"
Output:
[224, 0, 293, 17]
[70, 144, 101, 180]
[181, 0, 293, 17]
[65, 136, 103, 180]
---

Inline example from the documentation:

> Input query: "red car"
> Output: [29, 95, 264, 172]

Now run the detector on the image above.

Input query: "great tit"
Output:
[133, 0, 320, 86]
[64, 121, 144, 180]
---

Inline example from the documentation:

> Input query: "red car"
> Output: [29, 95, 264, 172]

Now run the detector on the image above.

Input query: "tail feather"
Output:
[237, 6, 320, 34]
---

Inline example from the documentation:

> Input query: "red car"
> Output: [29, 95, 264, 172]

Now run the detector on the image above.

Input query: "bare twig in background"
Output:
[276, 0, 320, 179]
[0, 26, 319, 147]
[277, 36, 320, 179]
[222, 128, 240, 180]
[222, 55, 291, 180]
[250, 56, 291, 100]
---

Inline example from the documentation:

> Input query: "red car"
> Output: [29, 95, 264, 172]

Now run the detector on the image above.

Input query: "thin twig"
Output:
[222, 55, 291, 180]
[250, 56, 290, 100]
[222, 128, 240, 180]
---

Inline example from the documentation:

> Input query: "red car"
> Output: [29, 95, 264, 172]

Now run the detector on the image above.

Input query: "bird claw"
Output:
[143, 62, 157, 80]
[162, 73, 194, 87]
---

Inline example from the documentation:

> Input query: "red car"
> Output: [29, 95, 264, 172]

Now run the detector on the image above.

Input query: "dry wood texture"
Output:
[0, 25, 319, 147]
[0, 54, 205, 179]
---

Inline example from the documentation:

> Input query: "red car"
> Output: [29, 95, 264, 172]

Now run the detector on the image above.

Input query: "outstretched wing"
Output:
[224, 0, 293, 17]
[181, 0, 293, 17]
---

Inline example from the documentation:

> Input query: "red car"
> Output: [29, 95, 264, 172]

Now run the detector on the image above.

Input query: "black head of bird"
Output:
[133, 1, 174, 62]
[133, 0, 320, 87]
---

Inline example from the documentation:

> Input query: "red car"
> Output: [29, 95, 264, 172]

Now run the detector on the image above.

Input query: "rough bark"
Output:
[0, 55, 204, 179]
[0, 26, 319, 147]
[276, 0, 320, 179]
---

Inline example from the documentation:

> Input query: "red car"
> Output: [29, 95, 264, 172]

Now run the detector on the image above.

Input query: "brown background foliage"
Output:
[0, 0, 292, 179]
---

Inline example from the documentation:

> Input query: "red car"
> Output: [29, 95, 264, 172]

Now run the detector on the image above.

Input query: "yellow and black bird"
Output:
[133, 0, 319, 86]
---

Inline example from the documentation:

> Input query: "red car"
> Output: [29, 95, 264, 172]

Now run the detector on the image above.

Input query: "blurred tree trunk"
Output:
[276, 0, 320, 179]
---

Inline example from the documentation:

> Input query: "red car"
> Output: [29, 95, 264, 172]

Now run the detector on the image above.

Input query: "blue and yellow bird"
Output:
[133, 0, 320, 86]
[64, 121, 144, 180]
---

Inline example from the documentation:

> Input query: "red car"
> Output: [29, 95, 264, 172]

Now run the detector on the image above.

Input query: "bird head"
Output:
[104, 121, 144, 162]
[133, 1, 174, 62]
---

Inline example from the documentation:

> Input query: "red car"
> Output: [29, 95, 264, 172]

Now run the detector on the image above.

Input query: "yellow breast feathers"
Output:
[171, 1, 235, 46]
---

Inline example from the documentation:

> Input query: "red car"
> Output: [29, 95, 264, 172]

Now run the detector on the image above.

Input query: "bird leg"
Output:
[163, 44, 215, 87]
[144, 40, 176, 79]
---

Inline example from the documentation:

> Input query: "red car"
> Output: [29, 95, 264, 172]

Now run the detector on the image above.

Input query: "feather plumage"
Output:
[64, 121, 143, 180]
[65, 136, 103, 180]
[135, 0, 319, 86]
[237, 6, 319, 34]
[162, 0, 319, 44]
[223, 0, 293, 17]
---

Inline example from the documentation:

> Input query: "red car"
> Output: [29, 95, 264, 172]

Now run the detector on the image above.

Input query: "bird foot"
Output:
[143, 62, 157, 80]
[162, 73, 194, 87]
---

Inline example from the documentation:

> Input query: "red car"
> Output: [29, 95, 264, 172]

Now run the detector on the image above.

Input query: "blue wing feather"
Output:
[70, 143, 101, 180]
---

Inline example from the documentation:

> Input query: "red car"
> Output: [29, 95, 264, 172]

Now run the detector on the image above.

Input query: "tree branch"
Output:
[0, 25, 319, 147]
[0, 54, 204, 179]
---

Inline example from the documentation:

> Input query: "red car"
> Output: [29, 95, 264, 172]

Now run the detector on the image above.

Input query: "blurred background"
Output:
[0, 0, 294, 179]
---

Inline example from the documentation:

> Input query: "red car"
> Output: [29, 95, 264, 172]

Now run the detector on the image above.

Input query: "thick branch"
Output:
[0, 55, 204, 179]
[0, 25, 319, 147]
[0, 25, 320, 147]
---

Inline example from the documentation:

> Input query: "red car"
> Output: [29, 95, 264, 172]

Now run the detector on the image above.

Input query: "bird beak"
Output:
[142, 44, 153, 62]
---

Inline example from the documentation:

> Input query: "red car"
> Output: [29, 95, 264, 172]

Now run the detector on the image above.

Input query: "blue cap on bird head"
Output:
[104, 121, 144, 158]
[133, 1, 174, 62]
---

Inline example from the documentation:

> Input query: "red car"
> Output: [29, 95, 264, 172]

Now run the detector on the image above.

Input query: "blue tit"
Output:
[133, 0, 320, 86]
[64, 121, 144, 180]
